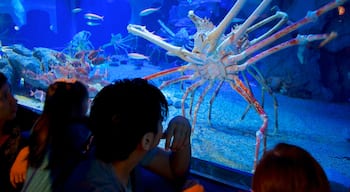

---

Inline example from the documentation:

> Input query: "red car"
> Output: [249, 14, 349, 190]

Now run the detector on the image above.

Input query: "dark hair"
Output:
[0, 72, 17, 134]
[0, 72, 7, 88]
[28, 80, 89, 168]
[90, 78, 168, 163]
[252, 143, 330, 192]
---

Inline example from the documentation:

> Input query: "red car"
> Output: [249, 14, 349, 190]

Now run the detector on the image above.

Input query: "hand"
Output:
[10, 147, 29, 188]
[163, 116, 191, 152]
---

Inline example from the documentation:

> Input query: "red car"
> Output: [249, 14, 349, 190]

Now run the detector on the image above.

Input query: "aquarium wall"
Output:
[1, 0, 350, 190]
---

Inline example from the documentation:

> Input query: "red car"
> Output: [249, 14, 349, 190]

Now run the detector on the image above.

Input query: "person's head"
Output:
[252, 143, 330, 192]
[0, 72, 17, 131]
[29, 79, 89, 167]
[90, 78, 168, 163]
[43, 79, 89, 120]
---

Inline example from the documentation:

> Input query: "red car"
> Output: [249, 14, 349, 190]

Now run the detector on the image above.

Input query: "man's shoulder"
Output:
[65, 158, 122, 191]
[70, 158, 110, 178]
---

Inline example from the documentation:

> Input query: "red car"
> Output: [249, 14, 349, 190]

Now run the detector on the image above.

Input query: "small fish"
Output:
[91, 56, 109, 65]
[84, 13, 104, 21]
[128, 53, 149, 60]
[139, 7, 160, 16]
[88, 49, 101, 60]
[30, 89, 46, 102]
[72, 8, 83, 13]
[74, 51, 86, 59]
[86, 21, 102, 26]
[19, 77, 24, 88]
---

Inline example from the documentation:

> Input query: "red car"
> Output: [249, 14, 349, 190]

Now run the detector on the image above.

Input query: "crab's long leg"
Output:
[229, 76, 268, 171]
[182, 80, 206, 129]
[208, 81, 224, 125]
[248, 11, 288, 45]
[235, 34, 330, 71]
[238, 71, 255, 121]
[192, 81, 215, 129]
[202, 0, 247, 53]
[144, 65, 188, 80]
[231, 0, 273, 46]
[158, 19, 176, 37]
[247, 66, 279, 133]
[128, 24, 200, 64]
[117, 45, 130, 56]
[227, 0, 347, 63]
[189, 89, 196, 117]
[217, 0, 274, 53]
[159, 75, 192, 90]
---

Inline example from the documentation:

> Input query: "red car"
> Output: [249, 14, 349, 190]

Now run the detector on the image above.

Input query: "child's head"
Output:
[90, 78, 168, 163]
[43, 80, 89, 119]
[252, 143, 330, 192]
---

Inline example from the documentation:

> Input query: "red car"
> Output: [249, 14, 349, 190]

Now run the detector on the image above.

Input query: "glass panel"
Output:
[1, 0, 349, 190]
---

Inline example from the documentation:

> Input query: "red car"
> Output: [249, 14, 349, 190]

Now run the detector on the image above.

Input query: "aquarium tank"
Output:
[1, 0, 349, 190]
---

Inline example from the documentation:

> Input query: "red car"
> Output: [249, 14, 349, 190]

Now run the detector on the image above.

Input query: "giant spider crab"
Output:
[127, 0, 347, 170]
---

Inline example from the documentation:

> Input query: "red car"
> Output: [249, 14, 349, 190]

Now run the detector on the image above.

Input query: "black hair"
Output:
[28, 80, 89, 168]
[0, 72, 16, 134]
[28, 80, 89, 191]
[90, 78, 168, 163]
[0, 72, 7, 88]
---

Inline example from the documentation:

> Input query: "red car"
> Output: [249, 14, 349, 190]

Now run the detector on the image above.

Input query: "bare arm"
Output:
[142, 116, 192, 180]
[10, 146, 29, 188]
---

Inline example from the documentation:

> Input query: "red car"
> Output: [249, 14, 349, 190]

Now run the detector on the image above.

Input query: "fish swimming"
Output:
[128, 53, 149, 60]
[72, 7, 83, 13]
[86, 21, 102, 26]
[84, 13, 104, 21]
[139, 7, 160, 16]
[30, 89, 46, 102]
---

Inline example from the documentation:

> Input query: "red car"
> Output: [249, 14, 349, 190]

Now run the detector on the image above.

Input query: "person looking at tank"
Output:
[11, 79, 92, 191]
[252, 142, 330, 192]
[65, 78, 192, 191]
[0, 72, 29, 192]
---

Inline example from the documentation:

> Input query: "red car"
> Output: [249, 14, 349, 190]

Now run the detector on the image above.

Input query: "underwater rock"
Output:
[6, 50, 41, 73]
[0, 60, 14, 84]
[9, 44, 32, 56]
[32, 47, 61, 72]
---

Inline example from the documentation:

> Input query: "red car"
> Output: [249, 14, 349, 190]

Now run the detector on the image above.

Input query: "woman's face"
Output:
[0, 83, 17, 122]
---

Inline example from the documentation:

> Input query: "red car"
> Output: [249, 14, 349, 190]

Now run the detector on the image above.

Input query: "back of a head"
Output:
[29, 80, 89, 167]
[0, 72, 16, 133]
[43, 80, 88, 120]
[252, 143, 330, 192]
[90, 78, 168, 163]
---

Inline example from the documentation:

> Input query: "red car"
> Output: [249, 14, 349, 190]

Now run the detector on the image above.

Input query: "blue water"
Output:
[1, 0, 350, 190]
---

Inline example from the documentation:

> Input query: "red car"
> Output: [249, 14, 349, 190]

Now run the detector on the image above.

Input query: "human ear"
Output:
[141, 132, 155, 151]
